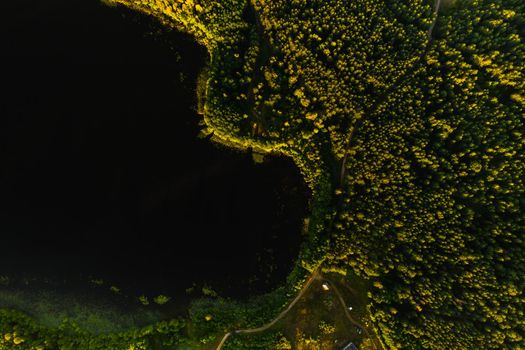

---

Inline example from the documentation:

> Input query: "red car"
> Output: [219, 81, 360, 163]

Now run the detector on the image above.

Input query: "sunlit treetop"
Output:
[104, 0, 524, 348]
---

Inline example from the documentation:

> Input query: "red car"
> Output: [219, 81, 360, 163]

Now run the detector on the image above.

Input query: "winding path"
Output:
[324, 277, 376, 349]
[428, 0, 442, 39]
[215, 271, 373, 350]
[339, 0, 443, 185]
[215, 269, 321, 350]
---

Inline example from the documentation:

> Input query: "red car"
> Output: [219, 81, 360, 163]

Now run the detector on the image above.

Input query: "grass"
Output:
[218, 271, 382, 350]
[0, 286, 161, 334]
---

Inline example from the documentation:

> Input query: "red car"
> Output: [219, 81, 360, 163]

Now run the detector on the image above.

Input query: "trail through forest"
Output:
[339, 0, 443, 185]
[215, 271, 374, 350]
[215, 270, 321, 349]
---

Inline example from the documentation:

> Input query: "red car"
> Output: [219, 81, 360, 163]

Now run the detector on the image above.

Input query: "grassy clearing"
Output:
[221, 271, 382, 350]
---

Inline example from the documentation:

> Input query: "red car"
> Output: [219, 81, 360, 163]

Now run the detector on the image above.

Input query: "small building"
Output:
[342, 342, 358, 350]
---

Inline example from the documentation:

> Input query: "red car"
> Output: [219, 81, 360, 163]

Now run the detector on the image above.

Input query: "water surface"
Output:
[0, 0, 309, 303]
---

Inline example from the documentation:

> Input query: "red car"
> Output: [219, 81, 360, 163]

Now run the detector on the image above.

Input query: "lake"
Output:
[0, 0, 309, 307]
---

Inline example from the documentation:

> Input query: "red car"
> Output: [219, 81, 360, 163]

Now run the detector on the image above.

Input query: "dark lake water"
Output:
[0, 0, 309, 302]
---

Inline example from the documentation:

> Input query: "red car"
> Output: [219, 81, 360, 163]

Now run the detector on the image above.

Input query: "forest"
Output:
[1, 0, 523, 349]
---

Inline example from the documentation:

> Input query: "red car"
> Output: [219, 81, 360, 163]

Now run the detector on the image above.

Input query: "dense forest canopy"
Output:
[1, 0, 523, 349]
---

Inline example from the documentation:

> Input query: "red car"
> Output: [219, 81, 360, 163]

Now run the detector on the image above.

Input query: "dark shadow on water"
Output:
[0, 0, 310, 306]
